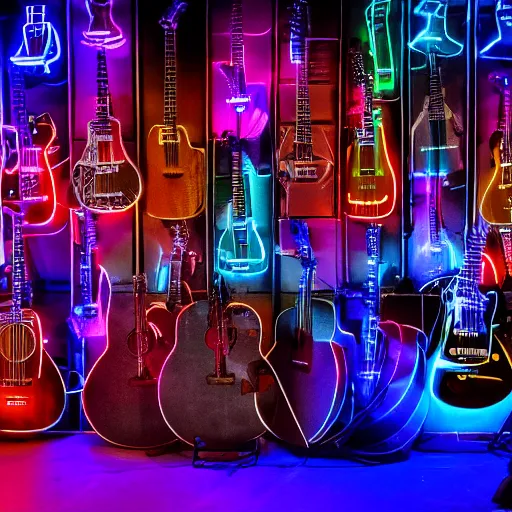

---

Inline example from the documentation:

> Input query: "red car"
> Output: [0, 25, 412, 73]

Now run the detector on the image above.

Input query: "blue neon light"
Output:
[480, 0, 512, 60]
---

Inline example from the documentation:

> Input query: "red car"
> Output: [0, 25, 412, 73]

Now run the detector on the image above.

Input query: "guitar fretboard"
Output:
[231, 0, 244, 69]
[428, 53, 445, 123]
[163, 28, 178, 139]
[231, 141, 246, 222]
[10, 66, 31, 147]
[499, 87, 511, 166]
[79, 209, 97, 312]
[295, 41, 313, 161]
[11, 213, 26, 319]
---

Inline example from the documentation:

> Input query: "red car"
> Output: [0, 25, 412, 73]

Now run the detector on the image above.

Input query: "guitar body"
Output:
[146, 125, 205, 220]
[158, 300, 265, 448]
[258, 298, 351, 446]
[83, 273, 176, 449]
[217, 217, 266, 275]
[346, 124, 396, 219]
[279, 126, 334, 218]
[0, 309, 66, 432]
[349, 322, 428, 451]
[425, 282, 512, 433]
[2, 113, 58, 227]
[480, 159, 512, 225]
[72, 117, 142, 213]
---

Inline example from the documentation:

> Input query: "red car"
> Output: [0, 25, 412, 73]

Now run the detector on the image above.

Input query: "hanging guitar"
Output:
[83, 273, 176, 448]
[2, 65, 61, 230]
[256, 220, 354, 447]
[146, 2, 205, 221]
[346, 46, 396, 220]
[158, 272, 266, 448]
[480, 73, 512, 226]
[72, 47, 142, 213]
[0, 206, 66, 432]
[408, 0, 464, 289]
[424, 218, 512, 434]
[146, 222, 193, 350]
[278, 0, 334, 218]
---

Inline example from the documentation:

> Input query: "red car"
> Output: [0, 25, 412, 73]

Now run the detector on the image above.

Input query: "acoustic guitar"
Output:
[0, 206, 66, 432]
[145, 2, 205, 221]
[158, 272, 266, 449]
[278, 0, 334, 218]
[72, 47, 142, 213]
[83, 273, 176, 448]
[346, 46, 396, 220]
[256, 220, 354, 447]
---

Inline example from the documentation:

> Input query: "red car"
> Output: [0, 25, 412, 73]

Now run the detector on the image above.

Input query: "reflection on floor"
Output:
[0, 434, 508, 512]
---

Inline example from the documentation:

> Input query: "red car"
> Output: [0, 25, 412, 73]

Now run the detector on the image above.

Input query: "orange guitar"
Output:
[145, 2, 205, 220]
[2, 66, 59, 228]
[346, 47, 396, 220]
[0, 206, 66, 432]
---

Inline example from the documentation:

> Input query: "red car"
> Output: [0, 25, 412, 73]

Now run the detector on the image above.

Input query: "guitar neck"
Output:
[499, 87, 511, 164]
[11, 213, 26, 316]
[459, 221, 488, 287]
[297, 265, 315, 336]
[428, 53, 446, 125]
[11, 66, 31, 146]
[364, 224, 381, 363]
[95, 48, 111, 126]
[80, 209, 97, 310]
[164, 28, 178, 138]
[167, 255, 183, 308]
[295, 41, 313, 161]
[231, 0, 244, 69]
[231, 142, 247, 223]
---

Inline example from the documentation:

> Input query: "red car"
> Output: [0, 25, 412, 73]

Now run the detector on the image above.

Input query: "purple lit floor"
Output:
[0, 434, 508, 512]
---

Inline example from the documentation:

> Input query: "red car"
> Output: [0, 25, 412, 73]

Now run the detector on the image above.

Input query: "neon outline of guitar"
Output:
[480, 0, 512, 60]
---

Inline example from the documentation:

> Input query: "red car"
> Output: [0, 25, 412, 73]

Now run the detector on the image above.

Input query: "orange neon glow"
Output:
[347, 194, 389, 206]
[346, 122, 397, 221]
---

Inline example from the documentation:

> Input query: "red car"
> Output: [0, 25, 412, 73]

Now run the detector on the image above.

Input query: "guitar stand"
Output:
[192, 437, 259, 468]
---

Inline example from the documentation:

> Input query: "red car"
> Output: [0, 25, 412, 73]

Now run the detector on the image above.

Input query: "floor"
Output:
[0, 434, 509, 512]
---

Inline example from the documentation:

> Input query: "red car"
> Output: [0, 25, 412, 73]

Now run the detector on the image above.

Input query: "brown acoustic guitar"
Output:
[145, 2, 205, 220]
[83, 273, 176, 449]
[0, 206, 66, 433]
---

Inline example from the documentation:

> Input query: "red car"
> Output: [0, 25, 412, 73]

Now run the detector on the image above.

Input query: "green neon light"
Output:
[365, 0, 395, 94]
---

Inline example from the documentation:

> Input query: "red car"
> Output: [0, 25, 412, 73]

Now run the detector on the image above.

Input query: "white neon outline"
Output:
[157, 300, 266, 447]
[480, 0, 512, 60]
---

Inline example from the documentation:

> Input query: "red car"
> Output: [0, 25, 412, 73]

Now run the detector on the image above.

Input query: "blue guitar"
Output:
[217, 135, 266, 275]
[480, 0, 512, 60]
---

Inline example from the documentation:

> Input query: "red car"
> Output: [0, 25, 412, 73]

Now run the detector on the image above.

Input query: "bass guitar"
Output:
[146, 222, 193, 348]
[2, 65, 59, 228]
[83, 273, 176, 448]
[158, 272, 265, 448]
[408, 1, 464, 288]
[346, 47, 396, 220]
[425, 218, 512, 433]
[278, 0, 334, 218]
[217, 135, 265, 275]
[257, 220, 354, 447]
[146, 2, 205, 221]
[480, 73, 512, 225]
[480, 0, 512, 60]
[72, 47, 142, 213]
[0, 206, 66, 432]
[365, 0, 395, 97]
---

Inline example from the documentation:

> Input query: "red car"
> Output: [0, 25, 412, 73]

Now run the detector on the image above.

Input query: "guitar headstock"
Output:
[290, 219, 316, 269]
[289, 0, 310, 64]
[160, 1, 188, 31]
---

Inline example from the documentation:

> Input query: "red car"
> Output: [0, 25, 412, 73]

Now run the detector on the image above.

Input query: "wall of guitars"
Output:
[0, 0, 510, 460]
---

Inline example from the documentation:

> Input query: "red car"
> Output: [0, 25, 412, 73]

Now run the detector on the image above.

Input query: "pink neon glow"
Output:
[346, 123, 397, 221]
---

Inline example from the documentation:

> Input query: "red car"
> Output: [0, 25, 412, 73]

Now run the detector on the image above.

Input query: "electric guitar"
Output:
[278, 0, 334, 218]
[10, 5, 61, 75]
[217, 135, 266, 275]
[72, 47, 142, 213]
[146, 2, 205, 221]
[425, 218, 512, 433]
[158, 272, 266, 449]
[82, 0, 125, 49]
[256, 220, 354, 447]
[83, 273, 176, 448]
[0, 206, 66, 432]
[365, 0, 395, 96]
[2, 65, 59, 228]
[346, 47, 396, 220]
[480, 73, 512, 225]
[146, 222, 193, 350]
[480, 0, 512, 61]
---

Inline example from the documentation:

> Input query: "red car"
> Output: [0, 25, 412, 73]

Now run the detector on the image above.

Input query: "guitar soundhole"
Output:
[0, 324, 36, 363]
